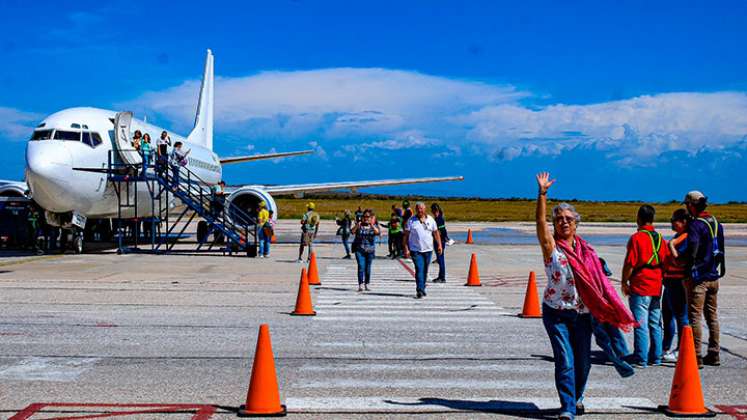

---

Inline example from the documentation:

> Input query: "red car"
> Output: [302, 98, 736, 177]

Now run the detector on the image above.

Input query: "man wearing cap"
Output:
[683, 191, 726, 367]
[298, 202, 320, 263]
[257, 201, 271, 258]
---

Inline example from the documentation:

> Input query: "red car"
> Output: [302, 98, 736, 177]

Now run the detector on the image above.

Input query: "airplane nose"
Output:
[25, 142, 77, 212]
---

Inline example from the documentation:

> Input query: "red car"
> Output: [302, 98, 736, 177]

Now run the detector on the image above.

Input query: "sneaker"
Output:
[631, 362, 647, 369]
[703, 352, 720, 366]
[297, 259, 303, 263]
[358, 285, 363, 292]
[576, 402, 585, 416]
[343, 255, 352, 259]
[447, 239, 455, 246]
[662, 350, 678, 363]
[415, 291, 423, 299]
[364, 284, 370, 291]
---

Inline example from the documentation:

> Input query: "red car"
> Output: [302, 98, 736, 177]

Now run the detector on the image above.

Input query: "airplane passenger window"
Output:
[54, 130, 81, 141]
[30, 129, 54, 140]
[91, 132, 103, 147]
[82, 132, 92, 147]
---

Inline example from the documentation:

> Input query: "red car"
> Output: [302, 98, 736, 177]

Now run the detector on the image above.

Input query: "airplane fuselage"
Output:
[25, 107, 221, 220]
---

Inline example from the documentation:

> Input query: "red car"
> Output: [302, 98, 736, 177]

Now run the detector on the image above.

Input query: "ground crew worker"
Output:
[257, 201, 271, 258]
[621, 205, 666, 368]
[298, 202, 320, 262]
[26, 207, 42, 254]
[683, 190, 725, 367]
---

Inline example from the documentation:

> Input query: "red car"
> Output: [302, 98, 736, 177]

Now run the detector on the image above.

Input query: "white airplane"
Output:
[0, 50, 463, 251]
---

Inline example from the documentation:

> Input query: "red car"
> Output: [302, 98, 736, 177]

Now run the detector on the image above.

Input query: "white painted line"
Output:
[298, 363, 547, 372]
[294, 378, 622, 390]
[313, 315, 514, 322]
[315, 310, 506, 316]
[0, 357, 98, 382]
[285, 397, 655, 412]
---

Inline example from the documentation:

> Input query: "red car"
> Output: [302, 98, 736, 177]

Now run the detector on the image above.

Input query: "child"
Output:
[661, 208, 690, 362]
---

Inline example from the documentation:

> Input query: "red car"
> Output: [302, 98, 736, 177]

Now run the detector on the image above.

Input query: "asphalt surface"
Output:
[0, 221, 745, 419]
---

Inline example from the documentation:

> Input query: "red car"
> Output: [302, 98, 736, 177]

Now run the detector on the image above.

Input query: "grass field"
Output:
[276, 195, 747, 222]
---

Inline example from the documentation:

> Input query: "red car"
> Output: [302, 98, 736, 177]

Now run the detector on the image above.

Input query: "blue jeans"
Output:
[662, 280, 689, 352]
[542, 304, 592, 418]
[435, 246, 446, 280]
[342, 234, 351, 256]
[355, 251, 374, 284]
[258, 228, 271, 256]
[629, 293, 663, 365]
[411, 251, 432, 293]
[592, 317, 634, 377]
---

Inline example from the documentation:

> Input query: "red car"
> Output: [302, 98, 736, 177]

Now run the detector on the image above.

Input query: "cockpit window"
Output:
[91, 132, 103, 146]
[30, 129, 54, 140]
[54, 130, 81, 141]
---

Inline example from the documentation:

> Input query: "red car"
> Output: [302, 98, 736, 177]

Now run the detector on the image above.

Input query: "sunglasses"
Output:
[554, 216, 576, 224]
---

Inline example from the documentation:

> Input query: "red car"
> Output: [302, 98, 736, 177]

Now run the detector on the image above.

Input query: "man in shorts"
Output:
[298, 202, 320, 262]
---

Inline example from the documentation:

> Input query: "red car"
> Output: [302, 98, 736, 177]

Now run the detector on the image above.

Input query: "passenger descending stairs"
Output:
[150, 165, 257, 253]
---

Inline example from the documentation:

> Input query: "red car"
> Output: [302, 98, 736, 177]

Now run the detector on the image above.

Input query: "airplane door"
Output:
[113, 112, 142, 165]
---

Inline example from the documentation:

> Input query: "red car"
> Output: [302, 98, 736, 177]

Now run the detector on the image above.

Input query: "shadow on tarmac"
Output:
[382, 398, 557, 418]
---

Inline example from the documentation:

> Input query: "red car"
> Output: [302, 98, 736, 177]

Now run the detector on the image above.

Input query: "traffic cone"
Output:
[238, 324, 287, 417]
[291, 268, 316, 316]
[464, 253, 481, 286]
[658, 326, 715, 417]
[465, 229, 474, 244]
[518, 271, 542, 318]
[307, 252, 321, 286]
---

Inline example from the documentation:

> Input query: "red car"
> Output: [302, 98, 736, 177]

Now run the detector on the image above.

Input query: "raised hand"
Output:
[536, 172, 556, 194]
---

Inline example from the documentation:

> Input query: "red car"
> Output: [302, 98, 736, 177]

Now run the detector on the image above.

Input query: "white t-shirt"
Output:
[405, 215, 438, 252]
[543, 248, 588, 313]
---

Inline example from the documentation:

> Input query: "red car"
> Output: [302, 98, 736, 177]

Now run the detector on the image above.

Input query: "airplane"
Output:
[0, 50, 463, 252]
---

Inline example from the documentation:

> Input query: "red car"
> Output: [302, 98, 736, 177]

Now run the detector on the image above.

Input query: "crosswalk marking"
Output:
[286, 259, 653, 414]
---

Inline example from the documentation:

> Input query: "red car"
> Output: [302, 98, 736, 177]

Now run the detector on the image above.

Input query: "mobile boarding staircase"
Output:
[106, 150, 258, 257]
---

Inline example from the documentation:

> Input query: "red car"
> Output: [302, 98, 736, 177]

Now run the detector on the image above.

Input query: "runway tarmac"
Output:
[0, 221, 745, 419]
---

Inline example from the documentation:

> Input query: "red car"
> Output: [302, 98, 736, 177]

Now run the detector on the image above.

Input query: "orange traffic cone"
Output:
[464, 253, 481, 286]
[465, 229, 474, 244]
[238, 324, 287, 417]
[307, 252, 321, 286]
[658, 326, 715, 417]
[291, 268, 316, 316]
[518, 271, 542, 318]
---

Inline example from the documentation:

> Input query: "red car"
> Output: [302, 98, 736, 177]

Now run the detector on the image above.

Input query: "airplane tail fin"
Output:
[187, 49, 214, 150]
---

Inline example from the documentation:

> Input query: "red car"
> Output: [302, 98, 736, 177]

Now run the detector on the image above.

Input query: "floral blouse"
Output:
[543, 247, 588, 313]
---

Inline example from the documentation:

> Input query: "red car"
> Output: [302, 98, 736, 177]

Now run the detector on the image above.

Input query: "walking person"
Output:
[534, 172, 636, 420]
[336, 210, 353, 259]
[431, 203, 448, 282]
[621, 205, 666, 368]
[169, 141, 190, 189]
[351, 209, 379, 292]
[403, 202, 442, 299]
[156, 130, 171, 175]
[682, 191, 726, 367]
[298, 202, 320, 262]
[257, 201, 272, 258]
[140, 133, 152, 176]
[661, 208, 690, 363]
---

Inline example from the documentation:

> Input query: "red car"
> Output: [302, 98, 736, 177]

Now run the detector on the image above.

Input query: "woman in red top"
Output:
[661, 208, 690, 362]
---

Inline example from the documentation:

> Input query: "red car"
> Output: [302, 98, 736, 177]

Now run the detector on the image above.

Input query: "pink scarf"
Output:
[555, 235, 638, 331]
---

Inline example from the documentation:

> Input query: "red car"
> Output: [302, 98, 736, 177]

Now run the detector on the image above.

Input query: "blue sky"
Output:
[1, 1, 746, 201]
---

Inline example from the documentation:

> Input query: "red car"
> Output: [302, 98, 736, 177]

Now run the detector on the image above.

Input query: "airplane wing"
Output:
[220, 149, 314, 165]
[259, 176, 464, 195]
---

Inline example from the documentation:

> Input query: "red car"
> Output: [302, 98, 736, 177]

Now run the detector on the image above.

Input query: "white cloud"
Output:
[0, 107, 41, 140]
[457, 92, 747, 153]
[121, 67, 525, 138]
[121, 68, 747, 165]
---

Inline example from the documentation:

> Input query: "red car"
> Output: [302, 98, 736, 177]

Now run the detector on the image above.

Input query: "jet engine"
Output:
[225, 186, 278, 223]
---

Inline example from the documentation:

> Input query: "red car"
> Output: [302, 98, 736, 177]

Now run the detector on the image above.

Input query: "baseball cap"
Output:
[683, 190, 706, 204]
